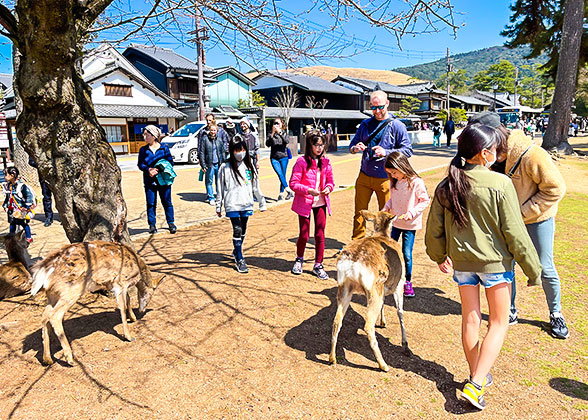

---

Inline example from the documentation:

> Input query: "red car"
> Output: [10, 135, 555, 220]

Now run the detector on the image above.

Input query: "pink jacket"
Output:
[289, 156, 335, 217]
[383, 177, 430, 230]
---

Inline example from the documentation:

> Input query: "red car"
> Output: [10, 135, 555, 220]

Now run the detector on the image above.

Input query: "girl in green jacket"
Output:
[425, 124, 541, 411]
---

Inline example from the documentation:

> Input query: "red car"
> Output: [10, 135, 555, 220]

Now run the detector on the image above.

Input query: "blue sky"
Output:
[0, 0, 515, 74]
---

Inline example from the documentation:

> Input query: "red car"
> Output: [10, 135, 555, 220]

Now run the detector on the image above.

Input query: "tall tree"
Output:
[0, 0, 458, 243]
[472, 60, 517, 93]
[436, 69, 469, 95]
[543, 0, 585, 152]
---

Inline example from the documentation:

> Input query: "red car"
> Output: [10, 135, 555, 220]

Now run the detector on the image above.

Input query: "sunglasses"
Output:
[273, 122, 281, 125]
[370, 105, 386, 111]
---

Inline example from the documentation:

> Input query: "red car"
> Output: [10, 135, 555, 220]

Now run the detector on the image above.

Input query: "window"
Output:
[104, 84, 132, 97]
[103, 125, 127, 143]
[178, 79, 197, 94]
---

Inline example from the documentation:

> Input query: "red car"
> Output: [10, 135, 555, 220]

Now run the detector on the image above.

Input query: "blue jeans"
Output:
[9, 218, 31, 239]
[391, 227, 415, 282]
[270, 157, 289, 193]
[145, 184, 174, 227]
[511, 217, 561, 314]
[205, 163, 220, 201]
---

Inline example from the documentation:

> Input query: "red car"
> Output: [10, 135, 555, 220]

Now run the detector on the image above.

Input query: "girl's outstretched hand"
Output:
[438, 257, 453, 274]
[321, 186, 331, 195]
[308, 188, 320, 197]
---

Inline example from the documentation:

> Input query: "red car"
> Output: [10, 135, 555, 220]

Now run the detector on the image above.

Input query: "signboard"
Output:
[0, 113, 8, 148]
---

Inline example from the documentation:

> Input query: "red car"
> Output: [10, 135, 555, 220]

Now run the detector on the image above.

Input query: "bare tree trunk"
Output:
[543, 0, 584, 153]
[13, 0, 130, 244]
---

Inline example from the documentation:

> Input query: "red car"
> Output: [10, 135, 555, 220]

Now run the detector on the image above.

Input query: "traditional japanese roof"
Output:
[211, 66, 256, 86]
[332, 76, 413, 95]
[94, 104, 187, 119]
[125, 44, 214, 73]
[263, 107, 367, 119]
[0, 73, 12, 90]
[450, 94, 491, 106]
[254, 71, 360, 95]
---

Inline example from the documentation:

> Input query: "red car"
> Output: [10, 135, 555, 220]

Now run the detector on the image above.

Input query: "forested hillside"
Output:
[393, 45, 547, 82]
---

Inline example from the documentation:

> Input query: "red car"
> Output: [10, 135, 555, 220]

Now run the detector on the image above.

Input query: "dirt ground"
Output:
[0, 150, 587, 419]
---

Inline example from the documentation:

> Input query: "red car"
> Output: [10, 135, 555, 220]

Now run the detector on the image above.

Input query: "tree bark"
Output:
[543, 0, 584, 153]
[13, 0, 130, 244]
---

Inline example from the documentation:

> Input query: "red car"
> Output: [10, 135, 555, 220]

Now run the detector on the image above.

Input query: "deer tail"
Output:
[30, 266, 55, 296]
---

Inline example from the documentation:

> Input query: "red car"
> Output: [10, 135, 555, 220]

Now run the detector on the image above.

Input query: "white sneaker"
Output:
[277, 193, 284, 201]
[208, 199, 215, 206]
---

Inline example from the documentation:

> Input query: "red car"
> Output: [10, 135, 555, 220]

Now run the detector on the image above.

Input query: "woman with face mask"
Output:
[216, 136, 267, 274]
[425, 123, 542, 411]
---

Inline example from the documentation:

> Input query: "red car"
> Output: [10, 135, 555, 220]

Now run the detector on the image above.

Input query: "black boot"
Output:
[169, 223, 177, 234]
[44, 216, 53, 227]
[149, 225, 157, 234]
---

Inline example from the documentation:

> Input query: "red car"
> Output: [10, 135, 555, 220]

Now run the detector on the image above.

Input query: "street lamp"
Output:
[492, 84, 499, 111]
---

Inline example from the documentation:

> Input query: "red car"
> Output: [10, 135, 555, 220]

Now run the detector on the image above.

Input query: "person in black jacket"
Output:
[266, 117, 293, 200]
[198, 123, 227, 205]
[444, 116, 456, 147]
[28, 156, 54, 226]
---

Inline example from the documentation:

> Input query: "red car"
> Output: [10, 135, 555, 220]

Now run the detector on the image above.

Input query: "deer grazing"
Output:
[329, 210, 408, 372]
[0, 231, 33, 299]
[30, 240, 164, 365]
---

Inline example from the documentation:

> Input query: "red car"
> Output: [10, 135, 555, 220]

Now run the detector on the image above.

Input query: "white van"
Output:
[161, 121, 206, 164]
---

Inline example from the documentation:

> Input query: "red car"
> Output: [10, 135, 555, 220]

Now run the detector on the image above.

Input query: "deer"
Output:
[0, 231, 34, 299]
[30, 240, 164, 365]
[329, 210, 408, 372]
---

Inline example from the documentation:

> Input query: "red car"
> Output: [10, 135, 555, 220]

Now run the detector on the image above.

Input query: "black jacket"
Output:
[266, 131, 289, 160]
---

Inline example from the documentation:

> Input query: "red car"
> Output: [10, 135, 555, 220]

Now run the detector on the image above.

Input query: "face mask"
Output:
[234, 151, 246, 162]
[484, 149, 496, 168]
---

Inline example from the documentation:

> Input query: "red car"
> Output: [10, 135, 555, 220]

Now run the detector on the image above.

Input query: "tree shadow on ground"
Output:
[549, 378, 588, 400]
[284, 287, 473, 415]
[177, 192, 209, 203]
[21, 309, 149, 365]
[182, 251, 291, 272]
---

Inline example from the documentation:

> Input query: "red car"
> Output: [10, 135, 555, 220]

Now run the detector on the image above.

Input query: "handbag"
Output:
[287, 147, 292, 159]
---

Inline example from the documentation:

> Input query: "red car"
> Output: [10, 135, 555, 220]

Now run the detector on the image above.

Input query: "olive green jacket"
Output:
[425, 165, 542, 285]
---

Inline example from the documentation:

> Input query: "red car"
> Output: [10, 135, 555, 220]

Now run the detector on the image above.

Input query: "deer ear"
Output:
[360, 210, 375, 221]
[153, 274, 165, 287]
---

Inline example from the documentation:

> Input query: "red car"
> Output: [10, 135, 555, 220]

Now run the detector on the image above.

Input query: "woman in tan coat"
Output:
[470, 112, 568, 340]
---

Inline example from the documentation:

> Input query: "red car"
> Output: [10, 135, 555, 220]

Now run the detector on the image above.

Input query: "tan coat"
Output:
[505, 130, 566, 224]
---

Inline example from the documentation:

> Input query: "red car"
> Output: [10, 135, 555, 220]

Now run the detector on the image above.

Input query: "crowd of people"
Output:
[2, 89, 571, 413]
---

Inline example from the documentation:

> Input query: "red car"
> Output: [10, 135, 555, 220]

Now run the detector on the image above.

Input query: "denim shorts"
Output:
[453, 270, 515, 288]
[226, 210, 253, 218]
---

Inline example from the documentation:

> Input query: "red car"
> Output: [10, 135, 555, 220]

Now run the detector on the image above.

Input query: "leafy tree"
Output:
[518, 63, 554, 108]
[435, 69, 470, 95]
[436, 108, 467, 123]
[237, 91, 266, 108]
[398, 96, 422, 116]
[503, 0, 586, 152]
[472, 60, 517, 93]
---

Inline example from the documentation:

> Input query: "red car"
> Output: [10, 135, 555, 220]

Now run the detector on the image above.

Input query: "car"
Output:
[161, 121, 206, 164]
[399, 118, 417, 131]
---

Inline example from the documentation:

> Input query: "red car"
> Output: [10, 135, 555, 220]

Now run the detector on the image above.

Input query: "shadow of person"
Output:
[287, 236, 346, 250]
[182, 251, 291, 272]
[397, 287, 463, 317]
[549, 378, 588, 400]
[22, 310, 132, 365]
[284, 287, 468, 414]
[177, 192, 209, 203]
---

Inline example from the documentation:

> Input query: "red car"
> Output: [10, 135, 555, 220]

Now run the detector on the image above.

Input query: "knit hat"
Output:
[469, 111, 501, 128]
[143, 124, 162, 140]
[226, 118, 235, 128]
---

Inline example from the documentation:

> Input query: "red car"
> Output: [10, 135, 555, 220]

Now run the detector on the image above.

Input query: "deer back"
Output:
[339, 236, 403, 285]
[32, 240, 147, 295]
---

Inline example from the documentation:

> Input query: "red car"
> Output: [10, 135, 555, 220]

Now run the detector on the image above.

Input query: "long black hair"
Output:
[435, 123, 498, 229]
[384, 151, 419, 189]
[228, 134, 256, 184]
[304, 130, 326, 169]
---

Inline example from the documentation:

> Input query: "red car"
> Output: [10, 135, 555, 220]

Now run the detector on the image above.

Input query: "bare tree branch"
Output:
[0, 3, 17, 41]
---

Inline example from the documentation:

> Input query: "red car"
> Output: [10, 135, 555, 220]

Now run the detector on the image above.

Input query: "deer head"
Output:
[360, 210, 397, 237]
[137, 274, 165, 313]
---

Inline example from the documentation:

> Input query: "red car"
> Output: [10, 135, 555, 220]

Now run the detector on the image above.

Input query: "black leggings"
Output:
[230, 216, 249, 239]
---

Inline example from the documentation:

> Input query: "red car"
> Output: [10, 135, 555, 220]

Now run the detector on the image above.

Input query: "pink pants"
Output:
[297, 205, 327, 264]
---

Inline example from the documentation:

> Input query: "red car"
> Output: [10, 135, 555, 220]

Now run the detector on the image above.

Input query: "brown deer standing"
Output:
[329, 210, 408, 372]
[30, 240, 164, 365]
[0, 231, 33, 299]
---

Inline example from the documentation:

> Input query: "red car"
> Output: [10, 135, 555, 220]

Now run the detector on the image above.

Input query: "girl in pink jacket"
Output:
[383, 152, 431, 297]
[289, 131, 335, 280]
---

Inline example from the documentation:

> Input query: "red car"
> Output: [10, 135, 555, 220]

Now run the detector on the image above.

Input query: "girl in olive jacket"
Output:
[425, 124, 541, 411]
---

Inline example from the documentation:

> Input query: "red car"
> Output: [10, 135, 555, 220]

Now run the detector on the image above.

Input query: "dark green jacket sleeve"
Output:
[425, 194, 447, 265]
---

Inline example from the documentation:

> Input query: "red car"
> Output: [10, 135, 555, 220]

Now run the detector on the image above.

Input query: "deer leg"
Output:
[41, 306, 54, 365]
[377, 301, 387, 328]
[365, 290, 388, 372]
[48, 300, 77, 366]
[393, 284, 409, 350]
[126, 291, 136, 322]
[116, 290, 134, 341]
[329, 283, 352, 366]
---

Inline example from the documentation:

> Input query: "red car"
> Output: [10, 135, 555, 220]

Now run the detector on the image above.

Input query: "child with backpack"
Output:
[433, 122, 442, 147]
[2, 167, 35, 243]
[382, 152, 430, 297]
[216, 135, 267, 273]
[289, 130, 335, 280]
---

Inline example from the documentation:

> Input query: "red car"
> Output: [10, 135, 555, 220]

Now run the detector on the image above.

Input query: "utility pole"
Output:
[514, 67, 519, 107]
[189, 8, 209, 121]
[446, 48, 450, 114]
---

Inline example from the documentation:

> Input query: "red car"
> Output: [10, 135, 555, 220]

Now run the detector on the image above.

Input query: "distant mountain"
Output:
[393, 46, 548, 83]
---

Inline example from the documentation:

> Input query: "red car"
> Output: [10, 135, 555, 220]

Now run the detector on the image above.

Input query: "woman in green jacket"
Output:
[425, 124, 541, 411]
